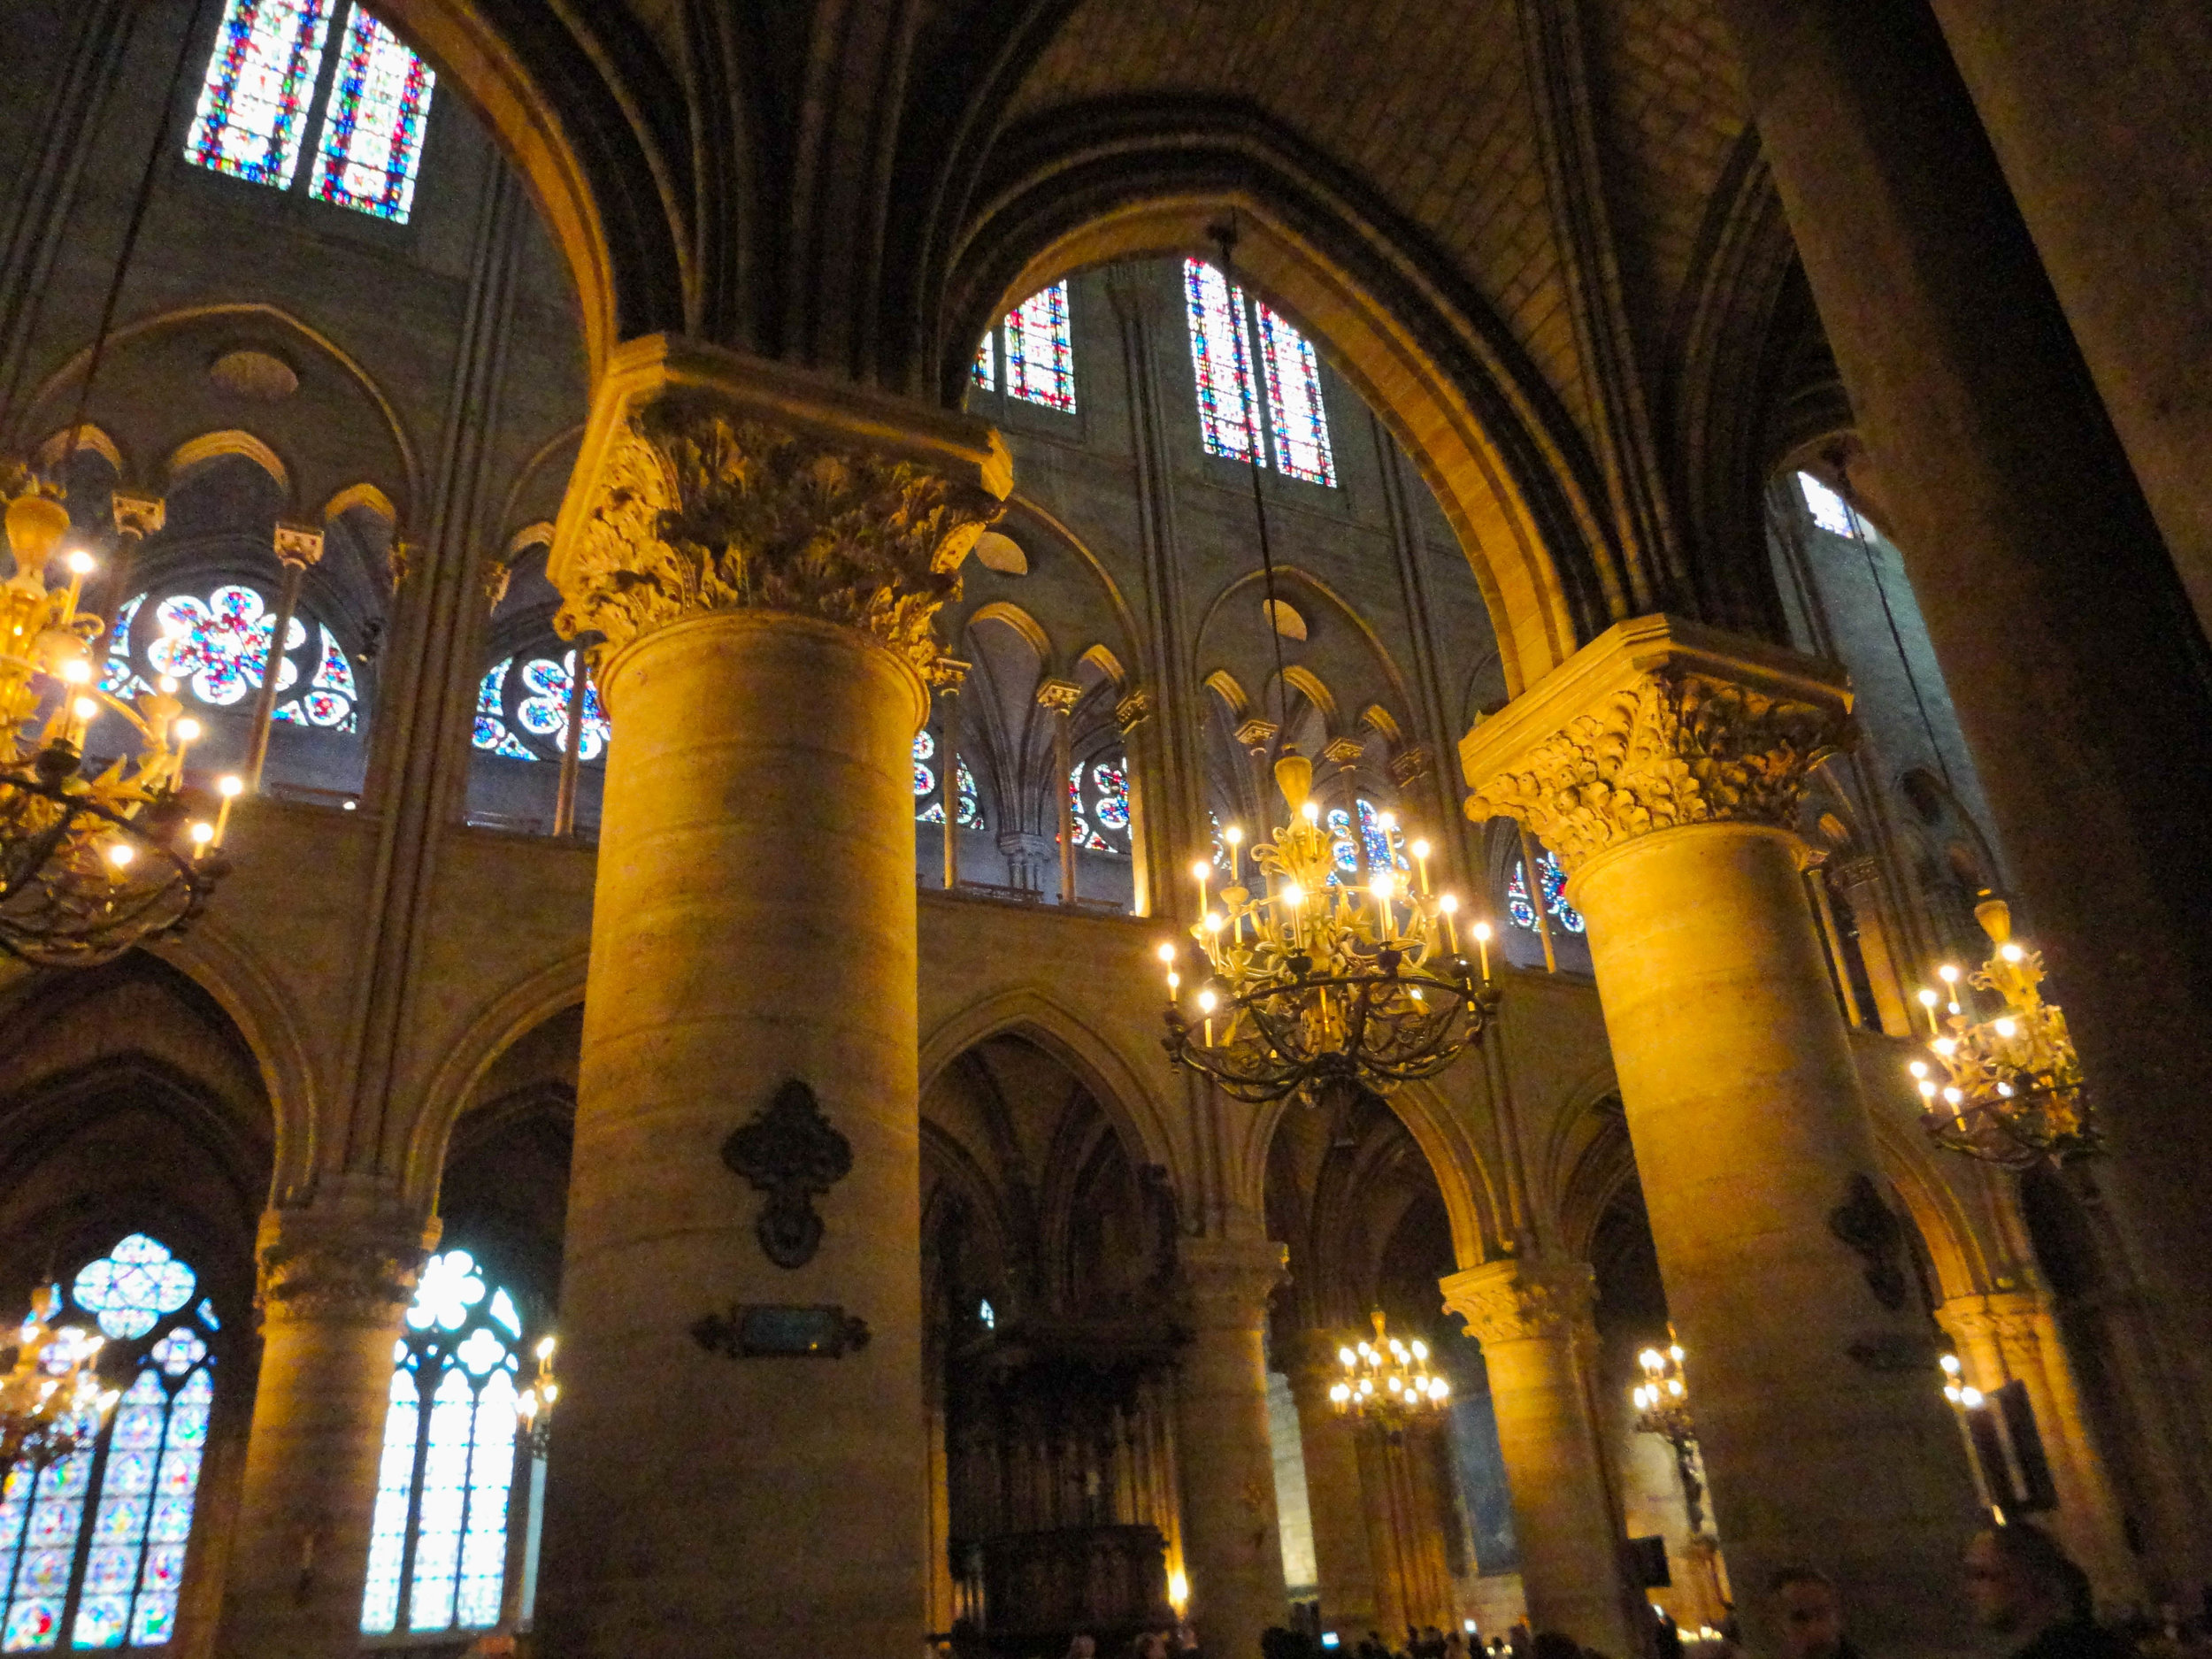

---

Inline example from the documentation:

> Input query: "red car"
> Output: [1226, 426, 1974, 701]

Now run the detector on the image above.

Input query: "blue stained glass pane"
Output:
[488, 1289, 520, 1338]
[126, 1370, 211, 1647]
[127, 1547, 185, 1647]
[1508, 851, 1584, 935]
[455, 1371, 517, 1627]
[73, 1236, 196, 1340]
[406, 1366, 474, 1631]
[184, 0, 334, 189]
[515, 653, 609, 760]
[1798, 472, 1857, 536]
[358, 1369, 419, 1634]
[65, 1593, 126, 1647]
[1326, 808, 1358, 880]
[1256, 303, 1336, 486]
[1356, 799, 1409, 875]
[1091, 762, 1129, 831]
[308, 6, 436, 223]
[143, 1496, 194, 1548]
[0, 1470, 32, 1635]
[99, 595, 143, 695]
[196, 1301, 219, 1331]
[472, 659, 536, 760]
[150, 1329, 208, 1379]
[956, 758, 981, 829]
[973, 331, 996, 391]
[1003, 283, 1076, 412]
[1185, 260, 1260, 462]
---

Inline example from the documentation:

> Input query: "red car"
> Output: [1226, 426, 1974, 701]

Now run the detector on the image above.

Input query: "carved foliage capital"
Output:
[259, 1235, 426, 1325]
[554, 397, 1002, 675]
[1440, 1258, 1596, 1348]
[1936, 1290, 2053, 1348]
[1466, 666, 1850, 875]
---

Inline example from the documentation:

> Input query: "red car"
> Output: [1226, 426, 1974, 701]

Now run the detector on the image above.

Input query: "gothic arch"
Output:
[945, 99, 1628, 693]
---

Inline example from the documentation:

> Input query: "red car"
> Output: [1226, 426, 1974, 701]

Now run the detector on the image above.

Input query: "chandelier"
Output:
[515, 1333, 559, 1455]
[1631, 1326, 1709, 1534]
[0, 1286, 119, 1472]
[1328, 1310, 1449, 1430]
[0, 487, 232, 967]
[1159, 753, 1496, 1110]
[1907, 898, 2093, 1170]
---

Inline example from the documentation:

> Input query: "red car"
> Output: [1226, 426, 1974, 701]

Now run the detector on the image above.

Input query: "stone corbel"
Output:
[1439, 1258, 1597, 1349]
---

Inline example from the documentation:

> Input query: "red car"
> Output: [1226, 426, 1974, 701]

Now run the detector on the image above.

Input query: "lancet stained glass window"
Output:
[0, 1235, 218, 1653]
[973, 331, 997, 392]
[308, 6, 436, 223]
[361, 1250, 525, 1638]
[185, 0, 333, 188]
[1797, 472, 1857, 537]
[1508, 849, 1585, 935]
[1066, 761, 1125, 855]
[1184, 259, 1261, 463]
[912, 732, 982, 827]
[1184, 261, 1337, 484]
[471, 652, 606, 763]
[1003, 283, 1076, 411]
[108, 583, 359, 733]
[1257, 303, 1336, 486]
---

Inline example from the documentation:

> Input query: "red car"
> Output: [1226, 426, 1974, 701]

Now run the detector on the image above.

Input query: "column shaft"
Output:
[1442, 1261, 1636, 1658]
[1288, 1354, 1385, 1638]
[217, 1209, 427, 1658]
[1175, 1239, 1289, 1657]
[1714, 0, 2212, 1479]
[536, 612, 926, 1658]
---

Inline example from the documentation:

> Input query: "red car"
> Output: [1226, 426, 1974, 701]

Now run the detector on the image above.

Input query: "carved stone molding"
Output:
[109, 491, 164, 539]
[1389, 744, 1433, 787]
[1439, 1258, 1597, 1348]
[1461, 615, 1853, 876]
[258, 1235, 426, 1325]
[1233, 717, 1279, 751]
[1936, 1290, 2053, 1348]
[553, 395, 1002, 676]
[1035, 677, 1082, 715]
[1178, 1238, 1288, 1326]
[1114, 687, 1154, 734]
[273, 522, 325, 569]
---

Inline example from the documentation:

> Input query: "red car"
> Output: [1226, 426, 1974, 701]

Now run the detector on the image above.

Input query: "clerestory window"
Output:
[1182, 259, 1337, 487]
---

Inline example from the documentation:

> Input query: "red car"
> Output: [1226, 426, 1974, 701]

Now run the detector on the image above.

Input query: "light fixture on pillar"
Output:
[1631, 1326, 1709, 1536]
[1326, 1310, 1449, 1432]
[515, 1333, 559, 1455]
[0, 488, 233, 966]
[1158, 223, 1494, 1113]
[0, 1286, 119, 1471]
[1908, 898, 2095, 1170]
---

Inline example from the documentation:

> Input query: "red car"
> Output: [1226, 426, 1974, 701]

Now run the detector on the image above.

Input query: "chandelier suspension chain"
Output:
[1211, 220, 1294, 735]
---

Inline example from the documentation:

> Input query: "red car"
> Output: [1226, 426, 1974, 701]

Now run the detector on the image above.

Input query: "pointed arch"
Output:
[165, 430, 291, 499]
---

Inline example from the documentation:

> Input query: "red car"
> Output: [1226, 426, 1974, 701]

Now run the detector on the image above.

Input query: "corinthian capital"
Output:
[258, 1233, 427, 1326]
[1440, 1258, 1596, 1348]
[1460, 615, 1854, 875]
[549, 337, 1011, 677]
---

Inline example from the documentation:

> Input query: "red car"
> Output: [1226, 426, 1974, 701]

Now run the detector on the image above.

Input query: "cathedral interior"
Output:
[0, 1, 2208, 1656]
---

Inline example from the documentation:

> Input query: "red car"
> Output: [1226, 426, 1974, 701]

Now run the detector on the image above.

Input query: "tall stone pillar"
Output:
[218, 1195, 431, 1659]
[1355, 1427, 1457, 1639]
[1934, 1289, 2137, 1604]
[1174, 1236, 1290, 1657]
[1286, 1338, 1386, 1638]
[1440, 1259, 1637, 1658]
[531, 337, 1007, 1659]
[1712, 0, 2212, 1501]
[1830, 856, 1910, 1038]
[1922, 0, 2212, 634]
[1463, 615, 1981, 1659]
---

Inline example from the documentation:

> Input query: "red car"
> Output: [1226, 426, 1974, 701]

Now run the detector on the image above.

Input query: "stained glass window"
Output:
[471, 652, 606, 763]
[973, 331, 996, 392]
[1066, 762, 1123, 855]
[0, 1235, 218, 1653]
[1507, 849, 1585, 935]
[184, 0, 333, 189]
[308, 6, 436, 223]
[1003, 283, 1076, 412]
[1325, 799, 1409, 884]
[1257, 303, 1335, 486]
[361, 1250, 525, 1639]
[912, 733, 981, 827]
[118, 583, 359, 733]
[1798, 472, 1857, 537]
[1185, 260, 1260, 463]
[1090, 762, 1130, 833]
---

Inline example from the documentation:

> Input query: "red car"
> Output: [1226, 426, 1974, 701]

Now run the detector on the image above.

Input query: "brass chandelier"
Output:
[1157, 223, 1495, 1111]
[1631, 1326, 1709, 1535]
[1158, 754, 1494, 1110]
[515, 1333, 559, 1455]
[1328, 1310, 1449, 1431]
[0, 488, 232, 967]
[0, 1286, 119, 1473]
[1907, 898, 2093, 1170]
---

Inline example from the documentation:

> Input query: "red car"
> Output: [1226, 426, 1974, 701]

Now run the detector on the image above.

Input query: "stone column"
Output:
[1356, 1426, 1457, 1639]
[1714, 0, 2212, 1500]
[1934, 1289, 2137, 1604]
[532, 337, 1007, 1659]
[1440, 1259, 1636, 1658]
[1039, 677, 1082, 904]
[1463, 615, 1982, 1659]
[1831, 856, 1911, 1038]
[1922, 0, 2212, 633]
[218, 1196, 431, 1659]
[936, 660, 969, 890]
[1174, 1236, 1290, 1657]
[1117, 687, 1159, 916]
[242, 522, 324, 789]
[1286, 1337, 1386, 1638]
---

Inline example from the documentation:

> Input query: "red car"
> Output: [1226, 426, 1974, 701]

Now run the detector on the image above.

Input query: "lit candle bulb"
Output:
[1471, 918, 1491, 983]
[1438, 891, 1461, 956]
[1938, 962, 1962, 1013]
[173, 716, 201, 776]
[1224, 825, 1243, 885]
[1196, 986, 1217, 1046]
[62, 549, 94, 615]
[1916, 987, 1940, 1036]
[104, 841, 134, 872]
[212, 772, 242, 845]
[1409, 837, 1432, 895]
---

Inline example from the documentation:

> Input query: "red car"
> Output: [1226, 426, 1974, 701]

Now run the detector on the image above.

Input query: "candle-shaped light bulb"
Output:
[1202, 911, 1224, 933]
[1938, 964, 1960, 983]
[1196, 989, 1217, 1014]
[1993, 1018, 2017, 1039]
[59, 657, 91, 685]
[1301, 799, 1319, 822]
[72, 696, 96, 722]
[157, 675, 178, 695]
[2000, 943, 2024, 963]
[1918, 1079, 1939, 1101]
[1471, 918, 1492, 982]
[1908, 1060, 1928, 1078]
[1279, 882, 1303, 909]
[189, 822, 213, 847]
[211, 772, 243, 845]
[1192, 860, 1211, 883]
[1157, 941, 1178, 964]
[104, 841, 134, 870]
[65, 549, 95, 576]
[174, 718, 201, 742]
[1165, 971, 1179, 991]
